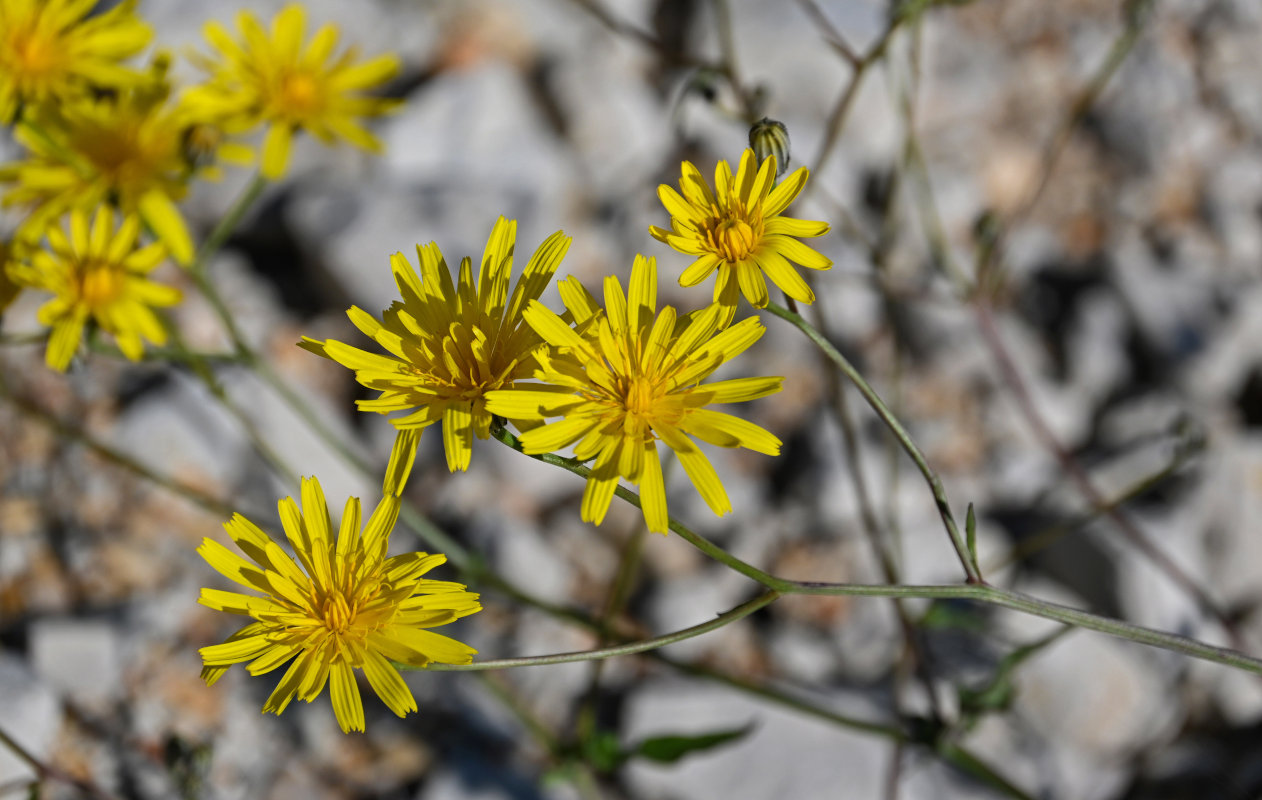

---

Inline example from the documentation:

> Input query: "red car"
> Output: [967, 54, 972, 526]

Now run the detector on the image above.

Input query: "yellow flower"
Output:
[198, 476, 481, 734]
[7, 207, 179, 372]
[0, 0, 152, 122]
[301, 217, 572, 486]
[650, 148, 832, 325]
[185, 4, 401, 179]
[0, 78, 239, 264]
[485, 255, 783, 534]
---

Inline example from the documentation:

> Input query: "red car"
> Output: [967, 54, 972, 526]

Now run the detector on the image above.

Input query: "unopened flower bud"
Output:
[749, 117, 790, 177]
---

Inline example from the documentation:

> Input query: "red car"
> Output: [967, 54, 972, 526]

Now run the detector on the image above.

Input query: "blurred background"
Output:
[3, 0, 1262, 797]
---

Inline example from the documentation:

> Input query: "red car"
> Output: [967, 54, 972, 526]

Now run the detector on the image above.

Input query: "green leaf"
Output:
[919, 599, 989, 633]
[632, 724, 755, 764]
[582, 729, 624, 773]
[965, 502, 980, 575]
[959, 627, 1073, 719]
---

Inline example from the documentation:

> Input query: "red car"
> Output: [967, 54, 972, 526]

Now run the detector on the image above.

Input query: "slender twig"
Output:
[489, 427, 1262, 675]
[795, 0, 860, 65]
[190, 174, 267, 275]
[762, 301, 983, 582]
[809, 18, 903, 180]
[0, 372, 242, 519]
[973, 303, 1244, 647]
[973, 0, 1151, 287]
[417, 591, 780, 671]
[0, 726, 122, 800]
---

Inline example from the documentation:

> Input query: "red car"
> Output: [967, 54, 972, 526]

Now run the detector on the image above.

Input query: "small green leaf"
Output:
[582, 729, 624, 773]
[919, 599, 989, 633]
[965, 502, 980, 575]
[632, 724, 755, 764]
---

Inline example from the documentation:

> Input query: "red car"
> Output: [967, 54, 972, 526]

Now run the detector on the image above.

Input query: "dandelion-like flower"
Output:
[650, 148, 832, 325]
[198, 476, 481, 734]
[0, 77, 241, 264]
[485, 255, 783, 534]
[7, 207, 179, 371]
[185, 4, 400, 179]
[301, 217, 572, 486]
[0, 0, 152, 122]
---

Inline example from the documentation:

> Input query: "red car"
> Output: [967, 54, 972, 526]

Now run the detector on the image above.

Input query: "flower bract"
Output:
[7, 207, 179, 371]
[650, 148, 831, 325]
[0, 0, 152, 122]
[198, 476, 481, 734]
[185, 4, 401, 179]
[485, 254, 783, 534]
[301, 217, 572, 488]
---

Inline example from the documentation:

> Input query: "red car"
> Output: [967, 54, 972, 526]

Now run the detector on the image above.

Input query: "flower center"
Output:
[79, 262, 125, 309]
[624, 376, 657, 418]
[277, 71, 323, 118]
[709, 216, 757, 262]
[10, 29, 63, 80]
[321, 588, 354, 634]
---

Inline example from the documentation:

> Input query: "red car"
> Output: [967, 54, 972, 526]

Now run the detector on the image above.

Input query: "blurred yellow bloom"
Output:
[485, 255, 783, 534]
[186, 4, 401, 179]
[650, 149, 831, 325]
[0, 77, 247, 264]
[0, 0, 152, 122]
[198, 476, 480, 734]
[6, 207, 179, 371]
[301, 217, 572, 486]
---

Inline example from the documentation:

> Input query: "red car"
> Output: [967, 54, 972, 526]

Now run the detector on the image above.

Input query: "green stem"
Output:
[490, 425, 1262, 675]
[491, 426, 787, 588]
[191, 174, 267, 274]
[415, 591, 779, 671]
[762, 301, 982, 583]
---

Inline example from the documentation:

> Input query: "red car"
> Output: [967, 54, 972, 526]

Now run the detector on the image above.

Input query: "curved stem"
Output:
[762, 301, 982, 583]
[490, 425, 1262, 675]
[416, 591, 779, 671]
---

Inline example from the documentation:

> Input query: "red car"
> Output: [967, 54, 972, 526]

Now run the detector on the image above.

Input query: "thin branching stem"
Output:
[762, 301, 983, 582]
[489, 428, 1262, 676]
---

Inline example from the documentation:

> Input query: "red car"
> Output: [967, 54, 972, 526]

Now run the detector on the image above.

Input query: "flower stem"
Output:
[191, 173, 267, 274]
[490, 425, 1262, 675]
[762, 301, 982, 583]
[417, 590, 780, 670]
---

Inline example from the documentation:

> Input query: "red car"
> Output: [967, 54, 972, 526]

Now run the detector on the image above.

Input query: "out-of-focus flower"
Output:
[0, 72, 248, 264]
[301, 217, 572, 487]
[650, 148, 831, 325]
[485, 255, 783, 534]
[6, 207, 179, 371]
[0, 0, 152, 122]
[185, 4, 400, 179]
[198, 476, 480, 733]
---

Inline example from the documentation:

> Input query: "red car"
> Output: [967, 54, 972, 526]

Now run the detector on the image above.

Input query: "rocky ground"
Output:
[3, 0, 1262, 798]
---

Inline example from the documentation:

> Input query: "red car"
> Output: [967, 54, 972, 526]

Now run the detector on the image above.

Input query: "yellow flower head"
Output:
[186, 4, 401, 179]
[0, 0, 153, 122]
[485, 255, 783, 534]
[301, 217, 572, 485]
[7, 207, 179, 371]
[650, 148, 832, 325]
[198, 476, 481, 734]
[0, 77, 235, 265]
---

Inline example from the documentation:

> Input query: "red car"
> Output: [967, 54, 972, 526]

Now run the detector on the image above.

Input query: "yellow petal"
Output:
[137, 190, 193, 265]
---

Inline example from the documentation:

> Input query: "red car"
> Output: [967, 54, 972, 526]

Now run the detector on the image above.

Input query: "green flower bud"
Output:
[749, 117, 790, 177]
